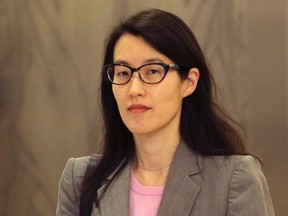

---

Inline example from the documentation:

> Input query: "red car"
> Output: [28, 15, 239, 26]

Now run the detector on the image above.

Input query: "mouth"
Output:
[128, 104, 151, 113]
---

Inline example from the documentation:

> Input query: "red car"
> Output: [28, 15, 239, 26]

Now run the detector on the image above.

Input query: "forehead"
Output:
[113, 33, 173, 65]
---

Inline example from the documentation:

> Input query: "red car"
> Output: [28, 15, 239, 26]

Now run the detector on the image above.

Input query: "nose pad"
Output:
[130, 71, 142, 82]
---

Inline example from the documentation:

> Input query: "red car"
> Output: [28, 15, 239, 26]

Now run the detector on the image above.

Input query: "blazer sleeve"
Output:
[56, 157, 89, 216]
[227, 156, 274, 216]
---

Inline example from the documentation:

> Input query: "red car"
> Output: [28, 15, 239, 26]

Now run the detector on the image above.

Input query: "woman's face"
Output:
[112, 33, 198, 137]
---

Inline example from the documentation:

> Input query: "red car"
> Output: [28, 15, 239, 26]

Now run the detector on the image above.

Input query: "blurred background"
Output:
[0, 0, 287, 215]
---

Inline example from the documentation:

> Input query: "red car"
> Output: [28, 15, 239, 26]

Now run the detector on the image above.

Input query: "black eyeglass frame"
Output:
[105, 62, 180, 85]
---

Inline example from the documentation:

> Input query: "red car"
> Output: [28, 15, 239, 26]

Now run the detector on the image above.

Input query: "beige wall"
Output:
[0, 0, 287, 215]
[246, 1, 288, 215]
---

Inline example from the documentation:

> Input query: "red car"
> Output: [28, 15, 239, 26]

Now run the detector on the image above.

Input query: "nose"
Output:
[128, 72, 146, 97]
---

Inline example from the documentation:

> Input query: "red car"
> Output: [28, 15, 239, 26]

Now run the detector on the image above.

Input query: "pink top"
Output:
[129, 169, 165, 216]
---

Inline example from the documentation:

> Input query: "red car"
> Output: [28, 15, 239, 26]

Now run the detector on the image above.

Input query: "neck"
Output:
[134, 160, 172, 171]
[133, 130, 180, 171]
[131, 121, 181, 186]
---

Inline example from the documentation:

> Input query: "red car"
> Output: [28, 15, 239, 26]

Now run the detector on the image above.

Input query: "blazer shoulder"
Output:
[56, 155, 102, 215]
[202, 154, 259, 172]
[201, 155, 267, 185]
[71, 154, 102, 177]
[193, 155, 274, 215]
[226, 155, 274, 215]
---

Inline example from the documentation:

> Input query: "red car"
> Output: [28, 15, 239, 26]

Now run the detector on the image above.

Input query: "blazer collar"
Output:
[96, 140, 202, 216]
[96, 163, 130, 216]
[157, 140, 202, 216]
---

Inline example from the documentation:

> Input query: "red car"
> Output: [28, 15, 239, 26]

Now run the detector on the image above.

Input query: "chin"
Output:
[128, 126, 151, 135]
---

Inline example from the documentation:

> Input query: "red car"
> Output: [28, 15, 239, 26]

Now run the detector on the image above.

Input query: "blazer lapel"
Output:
[157, 141, 202, 216]
[96, 163, 130, 216]
[94, 141, 202, 216]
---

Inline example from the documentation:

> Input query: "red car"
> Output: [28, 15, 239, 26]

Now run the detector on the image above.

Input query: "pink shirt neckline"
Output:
[129, 168, 165, 216]
[130, 168, 165, 195]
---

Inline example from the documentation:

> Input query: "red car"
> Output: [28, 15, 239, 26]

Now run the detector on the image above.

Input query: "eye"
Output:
[114, 65, 131, 77]
[143, 64, 163, 76]
[147, 69, 161, 75]
[141, 65, 164, 83]
[116, 70, 130, 77]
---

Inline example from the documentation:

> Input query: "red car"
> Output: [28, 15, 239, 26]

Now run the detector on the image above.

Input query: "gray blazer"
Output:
[56, 142, 274, 215]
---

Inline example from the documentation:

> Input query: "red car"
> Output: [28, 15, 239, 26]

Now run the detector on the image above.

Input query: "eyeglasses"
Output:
[105, 62, 180, 85]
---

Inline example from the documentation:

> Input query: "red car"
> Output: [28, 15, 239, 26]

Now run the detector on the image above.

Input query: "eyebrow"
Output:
[114, 58, 165, 65]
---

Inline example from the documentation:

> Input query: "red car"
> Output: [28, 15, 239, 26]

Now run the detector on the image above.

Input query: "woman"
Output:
[56, 9, 274, 216]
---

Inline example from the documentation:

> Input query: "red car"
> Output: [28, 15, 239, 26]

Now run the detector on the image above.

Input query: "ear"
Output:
[182, 68, 200, 98]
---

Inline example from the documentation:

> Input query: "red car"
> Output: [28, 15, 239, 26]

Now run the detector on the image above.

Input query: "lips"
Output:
[128, 104, 151, 113]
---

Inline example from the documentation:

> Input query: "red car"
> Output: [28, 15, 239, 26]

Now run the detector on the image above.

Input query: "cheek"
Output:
[112, 87, 126, 111]
[164, 82, 187, 101]
[156, 88, 184, 112]
[112, 86, 121, 102]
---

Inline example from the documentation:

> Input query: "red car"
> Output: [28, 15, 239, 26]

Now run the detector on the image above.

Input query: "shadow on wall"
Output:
[0, 1, 99, 215]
